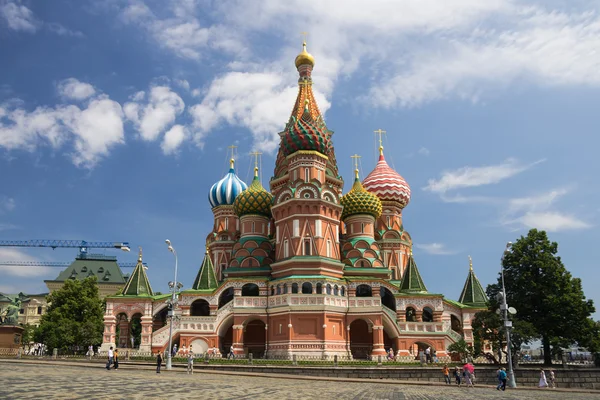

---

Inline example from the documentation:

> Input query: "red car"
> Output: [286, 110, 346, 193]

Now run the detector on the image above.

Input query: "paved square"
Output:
[1, 363, 599, 400]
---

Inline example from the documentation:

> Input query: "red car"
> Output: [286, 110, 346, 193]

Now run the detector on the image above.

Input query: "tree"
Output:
[447, 338, 473, 362]
[498, 229, 595, 365]
[20, 323, 37, 352]
[35, 276, 104, 352]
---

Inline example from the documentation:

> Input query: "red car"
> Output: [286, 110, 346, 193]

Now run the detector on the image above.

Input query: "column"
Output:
[140, 315, 153, 352]
[371, 325, 387, 357]
[433, 311, 443, 322]
[232, 325, 244, 355]
[100, 315, 116, 352]
[415, 310, 423, 322]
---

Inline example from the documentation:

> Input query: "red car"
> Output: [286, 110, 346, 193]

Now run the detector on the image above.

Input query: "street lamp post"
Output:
[500, 241, 517, 388]
[165, 239, 179, 370]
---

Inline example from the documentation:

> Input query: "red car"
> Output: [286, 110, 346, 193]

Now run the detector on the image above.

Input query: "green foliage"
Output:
[447, 338, 473, 361]
[20, 323, 37, 350]
[35, 277, 104, 351]
[498, 229, 595, 365]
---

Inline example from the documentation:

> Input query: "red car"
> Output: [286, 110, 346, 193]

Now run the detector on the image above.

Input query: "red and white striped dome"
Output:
[362, 152, 411, 208]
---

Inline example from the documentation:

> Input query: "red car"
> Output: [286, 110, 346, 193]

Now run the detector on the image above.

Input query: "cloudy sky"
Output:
[1, 0, 599, 315]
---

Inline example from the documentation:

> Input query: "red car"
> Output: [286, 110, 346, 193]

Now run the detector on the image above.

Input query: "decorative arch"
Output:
[355, 284, 372, 297]
[405, 306, 418, 322]
[301, 282, 312, 294]
[241, 283, 260, 297]
[112, 304, 146, 320]
[321, 189, 338, 204]
[218, 287, 234, 309]
[190, 299, 210, 316]
[422, 306, 434, 322]
[275, 189, 293, 204]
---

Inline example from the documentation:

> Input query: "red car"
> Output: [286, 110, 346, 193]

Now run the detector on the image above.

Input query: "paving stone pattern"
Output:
[1, 364, 599, 400]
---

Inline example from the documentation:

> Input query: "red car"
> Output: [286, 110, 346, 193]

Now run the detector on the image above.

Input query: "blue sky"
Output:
[1, 0, 599, 317]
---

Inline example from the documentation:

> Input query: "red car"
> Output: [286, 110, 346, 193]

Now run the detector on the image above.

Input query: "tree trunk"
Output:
[543, 336, 552, 366]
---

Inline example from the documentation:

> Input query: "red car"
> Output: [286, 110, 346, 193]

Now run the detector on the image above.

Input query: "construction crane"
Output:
[0, 260, 140, 268]
[0, 239, 131, 256]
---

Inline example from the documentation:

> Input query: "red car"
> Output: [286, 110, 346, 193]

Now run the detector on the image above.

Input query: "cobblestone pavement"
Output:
[1, 364, 599, 400]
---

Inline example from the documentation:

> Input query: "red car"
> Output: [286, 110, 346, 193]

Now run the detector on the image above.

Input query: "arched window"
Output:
[326, 240, 332, 258]
[283, 283, 288, 294]
[284, 240, 289, 258]
[422, 307, 434, 322]
[305, 168, 309, 182]
[316, 283, 323, 294]
[241, 283, 260, 297]
[406, 307, 417, 322]
[252, 221, 255, 232]
[302, 282, 312, 294]
[380, 287, 396, 311]
[326, 284, 332, 295]
[190, 299, 210, 316]
[224, 217, 228, 230]
[270, 286, 275, 296]
[276, 285, 281, 295]
[334, 285, 339, 296]
[340, 286, 345, 296]
[304, 239, 311, 255]
[356, 284, 372, 297]
[361, 222, 364, 233]
[218, 287, 234, 309]
[292, 283, 299, 294]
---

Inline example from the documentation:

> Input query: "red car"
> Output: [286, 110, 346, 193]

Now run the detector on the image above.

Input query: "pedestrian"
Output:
[442, 364, 451, 385]
[388, 348, 394, 360]
[539, 368, 548, 388]
[497, 367, 507, 391]
[113, 349, 119, 370]
[106, 346, 113, 370]
[453, 366, 462, 386]
[187, 346, 194, 375]
[156, 351, 162, 374]
[425, 346, 431, 363]
[433, 350, 438, 363]
[172, 343, 178, 358]
[228, 345, 234, 359]
[548, 369, 556, 388]
[87, 345, 93, 360]
[463, 363, 474, 388]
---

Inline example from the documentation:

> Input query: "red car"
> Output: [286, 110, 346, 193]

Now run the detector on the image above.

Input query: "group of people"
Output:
[440, 363, 557, 391]
[105, 347, 120, 370]
[538, 368, 556, 388]
[155, 345, 196, 374]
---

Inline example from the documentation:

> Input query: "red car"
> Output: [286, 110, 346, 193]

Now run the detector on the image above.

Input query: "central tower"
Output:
[269, 42, 345, 279]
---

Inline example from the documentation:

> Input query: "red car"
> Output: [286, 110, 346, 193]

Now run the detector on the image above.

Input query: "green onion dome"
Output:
[281, 100, 331, 157]
[340, 170, 383, 220]
[233, 168, 273, 217]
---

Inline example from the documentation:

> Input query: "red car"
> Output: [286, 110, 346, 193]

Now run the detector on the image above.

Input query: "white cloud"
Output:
[0, 1, 38, 33]
[0, 223, 17, 230]
[510, 211, 591, 232]
[189, 71, 331, 152]
[0, 196, 15, 212]
[0, 248, 54, 278]
[57, 78, 96, 101]
[46, 22, 83, 37]
[124, 85, 185, 142]
[418, 147, 430, 156]
[161, 124, 187, 155]
[424, 158, 544, 194]
[0, 95, 125, 168]
[415, 243, 458, 255]
[174, 79, 190, 91]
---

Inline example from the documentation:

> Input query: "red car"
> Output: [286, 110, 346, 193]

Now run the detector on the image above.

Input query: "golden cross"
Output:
[300, 31, 308, 44]
[374, 129, 386, 149]
[227, 144, 238, 160]
[469, 255, 473, 271]
[250, 151, 262, 170]
[138, 246, 143, 262]
[350, 154, 361, 172]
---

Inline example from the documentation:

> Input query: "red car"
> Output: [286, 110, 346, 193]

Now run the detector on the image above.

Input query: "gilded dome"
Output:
[341, 171, 383, 220]
[233, 168, 273, 217]
[209, 159, 248, 208]
[281, 100, 330, 157]
[363, 149, 411, 208]
[295, 41, 315, 68]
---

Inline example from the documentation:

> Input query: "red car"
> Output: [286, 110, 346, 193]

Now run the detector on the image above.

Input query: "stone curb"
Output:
[3, 359, 600, 395]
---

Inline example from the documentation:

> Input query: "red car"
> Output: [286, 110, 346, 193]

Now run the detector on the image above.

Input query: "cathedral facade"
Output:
[101, 43, 488, 360]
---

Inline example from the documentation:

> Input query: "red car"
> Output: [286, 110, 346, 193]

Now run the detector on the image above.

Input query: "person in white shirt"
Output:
[106, 347, 114, 370]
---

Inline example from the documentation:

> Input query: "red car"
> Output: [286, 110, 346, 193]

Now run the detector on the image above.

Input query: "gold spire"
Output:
[351, 154, 361, 179]
[250, 151, 262, 177]
[295, 37, 315, 68]
[138, 246, 143, 263]
[374, 129, 386, 156]
[469, 255, 473, 271]
[206, 246, 209, 254]
[410, 247, 413, 256]
[228, 144, 237, 169]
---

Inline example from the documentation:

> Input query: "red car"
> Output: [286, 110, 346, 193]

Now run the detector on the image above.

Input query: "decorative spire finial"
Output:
[206, 246, 209, 254]
[374, 129, 386, 156]
[351, 154, 361, 179]
[469, 255, 473, 271]
[250, 151, 262, 177]
[138, 246, 142, 263]
[301, 31, 308, 46]
[228, 144, 238, 169]
[410, 247, 413, 256]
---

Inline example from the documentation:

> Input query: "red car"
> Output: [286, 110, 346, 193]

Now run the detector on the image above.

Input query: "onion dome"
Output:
[295, 41, 315, 68]
[208, 159, 248, 208]
[281, 99, 331, 157]
[233, 167, 273, 217]
[340, 169, 383, 220]
[363, 147, 411, 208]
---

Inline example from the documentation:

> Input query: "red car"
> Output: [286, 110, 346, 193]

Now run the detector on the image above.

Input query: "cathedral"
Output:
[100, 42, 488, 360]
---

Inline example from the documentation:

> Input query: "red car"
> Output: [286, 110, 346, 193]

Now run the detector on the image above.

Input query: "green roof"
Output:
[48, 255, 126, 284]
[192, 251, 218, 290]
[458, 267, 488, 307]
[121, 253, 154, 296]
[399, 253, 427, 293]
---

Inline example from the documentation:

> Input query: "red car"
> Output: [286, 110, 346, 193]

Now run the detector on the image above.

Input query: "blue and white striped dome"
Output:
[208, 160, 248, 208]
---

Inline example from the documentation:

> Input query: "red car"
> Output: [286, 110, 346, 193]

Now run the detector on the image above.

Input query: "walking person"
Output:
[442, 364, 451, 385]
[228, 345, 234, 359]
[425, 346, 431, 363]
[172, 343, 178, 358]
[187, 346, 194, 375]
[453, 367, 462, 386]
[113, 349, 119, 370]
[463, 363, 474, 388]
[106, 346, 114, 370]
[497, 367, 507, 391]
[548, 369, 556, 388]
[87, 345, 93, 361]
[539, 368, 548, 388]
[156, 351, 163, 374]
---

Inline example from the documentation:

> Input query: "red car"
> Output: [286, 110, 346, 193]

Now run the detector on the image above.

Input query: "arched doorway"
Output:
[153, 307, 168, 332]
[219, 321, 233, 357]
[190, 299, 210, 316]
[356, 284, 372, 297]
[405, 307, 417, 322]
[130, 313, 143, 349]
[219, 287, 234, 308]
[244, 320, 266, 358]
[115, 313, 129, 348]
[349, 319, 372, 359]
[241, 283, 259, 296]
[190, 338, 209, 355]
[410, 341, 435, 361]
[422, 307, 434, 322]
[451, 315, 463, 335]
[380, 287, 396, 311]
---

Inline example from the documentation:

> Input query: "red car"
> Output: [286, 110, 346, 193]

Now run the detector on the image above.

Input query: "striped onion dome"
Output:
[208, 159, 248, 208]
[281, 100, 331, 157]
[363, 149, 411, 208]
[340, 171, 383, 220]
[233, 168, 273, 217]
